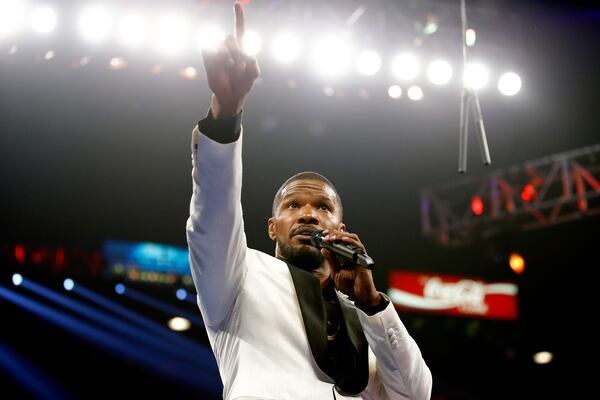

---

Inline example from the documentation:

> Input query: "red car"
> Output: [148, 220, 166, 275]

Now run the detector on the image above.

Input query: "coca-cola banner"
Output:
[388, 271, 518, 320]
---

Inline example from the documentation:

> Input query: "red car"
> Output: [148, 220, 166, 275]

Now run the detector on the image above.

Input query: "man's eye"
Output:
[319, 205, 331, 212]
[288, 202, 298, 209]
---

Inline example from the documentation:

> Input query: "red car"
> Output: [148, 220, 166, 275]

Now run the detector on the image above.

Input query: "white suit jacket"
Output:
[187, 125, 432, 400]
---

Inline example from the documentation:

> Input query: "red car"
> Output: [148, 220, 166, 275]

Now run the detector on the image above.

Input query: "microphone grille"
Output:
[310, 229, 325, 248]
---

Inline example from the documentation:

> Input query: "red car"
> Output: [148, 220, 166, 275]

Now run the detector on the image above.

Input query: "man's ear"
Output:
[267, 217, 277, 241]
[339, 222, 346, 232]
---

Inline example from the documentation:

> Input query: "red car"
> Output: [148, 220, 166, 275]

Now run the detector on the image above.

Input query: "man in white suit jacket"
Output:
[187, 3, 432, 399]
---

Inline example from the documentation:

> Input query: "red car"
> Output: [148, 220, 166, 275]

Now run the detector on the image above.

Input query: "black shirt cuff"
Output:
[197, 109, 242, 144]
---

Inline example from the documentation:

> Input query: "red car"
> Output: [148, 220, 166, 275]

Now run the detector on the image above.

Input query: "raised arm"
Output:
[186, 2, 260, 328]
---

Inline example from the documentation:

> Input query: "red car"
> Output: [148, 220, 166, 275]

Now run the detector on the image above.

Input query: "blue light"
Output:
[12, 274, 23, 286]
[115, 283, 125, 295]
[63, 279, 75, 291]
[176, 288, 187, 301]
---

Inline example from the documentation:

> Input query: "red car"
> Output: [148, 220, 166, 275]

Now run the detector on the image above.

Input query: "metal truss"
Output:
[421, 144, 600, 246]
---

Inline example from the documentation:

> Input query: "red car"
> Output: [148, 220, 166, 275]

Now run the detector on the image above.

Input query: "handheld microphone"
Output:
[310, 230, 375, 270]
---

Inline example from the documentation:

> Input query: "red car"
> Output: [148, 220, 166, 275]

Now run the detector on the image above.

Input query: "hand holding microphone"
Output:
[311, 229, 375, 270]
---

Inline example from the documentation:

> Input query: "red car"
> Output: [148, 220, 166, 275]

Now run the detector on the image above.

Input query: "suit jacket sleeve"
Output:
[358, 300, 433, 400]
[186, 123, 247, 328]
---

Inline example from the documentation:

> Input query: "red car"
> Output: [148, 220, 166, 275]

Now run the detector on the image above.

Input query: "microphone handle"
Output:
[321, 241, 375, 270]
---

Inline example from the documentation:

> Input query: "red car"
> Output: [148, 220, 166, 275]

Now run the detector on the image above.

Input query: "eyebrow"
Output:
[280, 193, 336, 207]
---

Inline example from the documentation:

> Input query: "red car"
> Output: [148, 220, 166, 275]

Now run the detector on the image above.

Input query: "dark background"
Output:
[1, 0, 599, 398]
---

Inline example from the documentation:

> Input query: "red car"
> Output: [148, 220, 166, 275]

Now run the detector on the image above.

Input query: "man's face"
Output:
[268, 179, 344, 270]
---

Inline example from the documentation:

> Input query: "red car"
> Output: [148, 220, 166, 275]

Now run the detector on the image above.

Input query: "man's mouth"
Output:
[291, 226, 319, 243]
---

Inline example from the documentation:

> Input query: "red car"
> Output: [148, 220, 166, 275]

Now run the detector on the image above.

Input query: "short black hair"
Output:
[272, 171, 343, 217]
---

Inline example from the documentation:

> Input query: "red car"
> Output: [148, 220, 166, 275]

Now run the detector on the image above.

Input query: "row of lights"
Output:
[10, 273, 193, 332]
[1, 1, 522, 95]
[10, 272, 552, 363]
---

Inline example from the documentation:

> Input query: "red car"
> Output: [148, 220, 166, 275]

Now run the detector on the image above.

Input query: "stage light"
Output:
[196, 25, 225, 51]
[31, 6, 57, 34]
[108, 57, 127, 70]
[311, 36, 352, 79]
[533, 351, 553, 365]
[464, 63, 489, 89]
[498, 72, 522, 96]
[77, 5, 112, 43]
[117, 13, 148, 47]
[154, 15, 189, 55]
[356, 50, 381, 76]
[44, 50, 55, 60]
[180, 66, 197, 80]
[423, 21, 438, 36]
[115, 283, 125, 294]
[391, 53, 419, 81]
[471, 196, 484, 216]
[15, 245, 26, 263]
[427, 60, 453, 85]
[520, 183, 536, 202]
[0, 0, 26, 37]
[168, 317, 191, 332]
[387, 85, 402, 99]
[176, 288, 187, 301]
[407, 86, 423, 101]
[243, 29, 261, 56]
[466, 28, 476, 46]
[12, 273, 23, 286]
[509, 253, 525, 274]
[271, 32, 301, 64]
[63, 279, 75, 291]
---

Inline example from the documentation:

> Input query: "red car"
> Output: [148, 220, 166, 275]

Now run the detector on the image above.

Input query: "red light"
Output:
[15, 245, 26, 263]
[56, 248, 65, 267]
[471, 196, 484, 216]
[521, 183, 537, 202]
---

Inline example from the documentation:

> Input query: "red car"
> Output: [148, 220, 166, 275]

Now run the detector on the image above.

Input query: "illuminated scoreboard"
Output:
[103, 240, 193, 286]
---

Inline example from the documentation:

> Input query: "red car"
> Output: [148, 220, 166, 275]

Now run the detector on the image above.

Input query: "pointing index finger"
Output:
[234, 2, 245, 46]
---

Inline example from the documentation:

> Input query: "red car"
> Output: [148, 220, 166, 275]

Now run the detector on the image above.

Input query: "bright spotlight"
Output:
[168, 317, 191, 332]
[498, 72, 522, 96]
[311, 36, 352, 79]
[63, 278, 75, 291]
[12, 273, 23, 286]
[108, 57, 127, 71]
[427, 60, 453, 85]
[115, 283, 125, 295]
[117, 13, 148, 47]
[466, 28, 476, 47]
[356, 50, 381, 76]
[180, 66, 197, 80]
[387, 85, 402, 99]
[0, 0, 26, 37]
[533, 351, 553, 365]
[243, 30, 262, 56]
[392, 53, 419, 81]
[31, 6, 57, 34]
[154, 15, 189, 55]
[407, 86, 424, 101]
[197, 25, 225, 52]
[464, 63, 489, 89]
[509, 252, 525, 274]
[176, 288, 187, 301]
[271, 32, 301, 64]
[78, 5, 112, 43]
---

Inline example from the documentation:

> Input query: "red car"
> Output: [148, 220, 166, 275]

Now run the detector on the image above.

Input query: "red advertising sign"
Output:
[388, 271, 518, 320]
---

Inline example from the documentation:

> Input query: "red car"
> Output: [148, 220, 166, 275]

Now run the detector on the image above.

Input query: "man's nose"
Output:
[297, 206, 319, 225]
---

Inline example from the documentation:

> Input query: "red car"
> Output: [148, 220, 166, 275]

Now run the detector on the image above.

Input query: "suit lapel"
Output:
[337, 293, 368, 355]
[285, 262, 330, 374]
